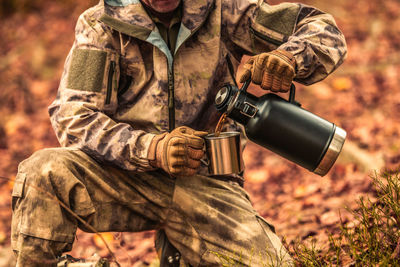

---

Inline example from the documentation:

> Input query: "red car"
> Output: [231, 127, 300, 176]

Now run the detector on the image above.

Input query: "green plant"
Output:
[291, 172, 400, 267]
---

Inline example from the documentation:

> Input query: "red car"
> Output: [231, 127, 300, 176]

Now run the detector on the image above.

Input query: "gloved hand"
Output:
[239, 49, 296, 92]
[147, 126, 208, 176]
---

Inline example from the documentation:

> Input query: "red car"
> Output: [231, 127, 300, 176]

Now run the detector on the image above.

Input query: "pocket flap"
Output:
[12, 173, 27, 198]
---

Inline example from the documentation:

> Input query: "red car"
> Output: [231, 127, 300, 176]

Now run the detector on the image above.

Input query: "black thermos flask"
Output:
[214, 80, 346, 176]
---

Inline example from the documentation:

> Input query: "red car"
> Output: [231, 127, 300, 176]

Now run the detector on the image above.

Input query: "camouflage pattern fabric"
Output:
[12, 148, 293, 266]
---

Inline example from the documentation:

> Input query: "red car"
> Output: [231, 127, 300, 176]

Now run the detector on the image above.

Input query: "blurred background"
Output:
[1, 0, 400, 266]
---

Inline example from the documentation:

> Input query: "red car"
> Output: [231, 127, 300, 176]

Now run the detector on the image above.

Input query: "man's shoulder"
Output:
[77, 3, 105, 26]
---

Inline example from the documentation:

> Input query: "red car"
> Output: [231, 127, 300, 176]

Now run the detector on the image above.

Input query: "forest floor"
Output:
[1, 0, 400, 266]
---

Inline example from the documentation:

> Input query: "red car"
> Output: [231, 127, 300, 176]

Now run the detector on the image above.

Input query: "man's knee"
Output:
[18, 148, 80, 180]
[11, 148, 91, 248]
[13, 147, 91, 201]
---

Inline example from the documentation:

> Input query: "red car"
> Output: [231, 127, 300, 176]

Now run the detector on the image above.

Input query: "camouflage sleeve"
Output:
[222, 0, 347, 85]
[48, 6, 156, 172]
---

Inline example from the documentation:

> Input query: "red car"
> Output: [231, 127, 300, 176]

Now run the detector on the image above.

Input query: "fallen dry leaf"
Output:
[320, 210, 341, 226]
[93, 232, 114, 249]
[245, 169, 268, 183]
[332, 77, 352, 91]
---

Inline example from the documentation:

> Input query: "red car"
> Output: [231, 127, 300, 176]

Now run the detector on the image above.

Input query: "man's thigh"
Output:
[77, 156, 176, 233]
[12, 147, 175, 248]
[165, 175, 293, 267]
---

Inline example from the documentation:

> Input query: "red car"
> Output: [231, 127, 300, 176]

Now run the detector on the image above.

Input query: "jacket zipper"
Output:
[167, 3, 214, 132]
[250, 27, 283, 47]
[106, 61, 115, 105]
[168, 68, 175, 132]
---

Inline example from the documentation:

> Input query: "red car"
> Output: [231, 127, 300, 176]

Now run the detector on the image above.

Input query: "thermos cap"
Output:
[314, 126, 347, 176]
[215, 86, 230, 106]
[215, 84, 240, 113]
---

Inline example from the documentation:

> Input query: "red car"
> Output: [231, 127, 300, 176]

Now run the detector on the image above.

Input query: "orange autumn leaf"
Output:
[294, 185, 307, 198]
[4, 114, 29, 136]
[0, 231, 6, 244]
[93, 232, 114, 248]
[294, 184, 320, 198]
[7, 176, 16, 190]
[332, 77, 352, 91]
[245, 169, 268, 183]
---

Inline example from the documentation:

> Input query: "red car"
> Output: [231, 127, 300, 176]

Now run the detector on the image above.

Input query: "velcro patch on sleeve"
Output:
[67, 49, 107, 92]
[254, 3, 300, 41]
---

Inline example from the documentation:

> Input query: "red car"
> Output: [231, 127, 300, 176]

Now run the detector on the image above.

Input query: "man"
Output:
[11, 0, 347, 266]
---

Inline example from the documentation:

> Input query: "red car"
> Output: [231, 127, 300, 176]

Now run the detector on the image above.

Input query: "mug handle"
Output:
[201, 142, 209, 166]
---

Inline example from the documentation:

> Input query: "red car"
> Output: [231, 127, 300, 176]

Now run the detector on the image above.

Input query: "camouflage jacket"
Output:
[49, 0, 347, 172]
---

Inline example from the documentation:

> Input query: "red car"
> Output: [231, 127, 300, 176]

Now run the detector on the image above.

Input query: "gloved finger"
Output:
[166, 138, 187, 167]
[275, 63, 287, 76]
[168, 144, 186, 156]
[193, 130, 208, 137]
[265, 55, 280, 72]
[239, 68, 251, 83]
[270, 64, 287, 92]
[281, 79, 292, 92]
[177, 126, 205, 136]
[176, 126, 191, 134]
[261, 71, 273, 91]
[178, 127, 208, 137]
[169, 165, 183, 176]
[186, 135, 205, 150]
[262, 58, 279, 91]
[168, 136, 186, 145]
[188, 147, 205, 160]
[187, 158, 201, 169]
[271, 75, 283, 92]
[169, 134, 203, 151]
[241, 57, 254, 70]
[169, 155, 187, 168]
[284, 64, 295, 78]
[280, 68, 295, 92]
[252, 55, 267, 85]
[239, 60, 253, 83]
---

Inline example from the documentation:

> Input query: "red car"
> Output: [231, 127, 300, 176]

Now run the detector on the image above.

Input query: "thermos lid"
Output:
[215, 86, 230, 106]
[215, 84, 239, 113]
[314, 126, 347, 176]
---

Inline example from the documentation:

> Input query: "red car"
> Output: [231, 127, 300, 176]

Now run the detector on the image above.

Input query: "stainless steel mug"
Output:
[204, 131, 244, 175]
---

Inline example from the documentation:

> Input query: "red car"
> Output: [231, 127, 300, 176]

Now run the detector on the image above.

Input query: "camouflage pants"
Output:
[11, 148, 293, 266]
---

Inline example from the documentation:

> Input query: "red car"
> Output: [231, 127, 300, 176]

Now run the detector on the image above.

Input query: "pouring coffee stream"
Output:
[214, 113, 227, 137]
[214, 79, 347, 176]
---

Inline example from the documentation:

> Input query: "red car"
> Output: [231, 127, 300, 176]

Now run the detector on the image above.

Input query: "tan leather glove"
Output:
[239, 49, 296, 92]
[147, 126, 208, 176]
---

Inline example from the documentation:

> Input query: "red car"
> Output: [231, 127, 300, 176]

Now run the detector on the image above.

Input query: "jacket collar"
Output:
[100, 0, 215, 42]
[100, 0, 214, 71]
